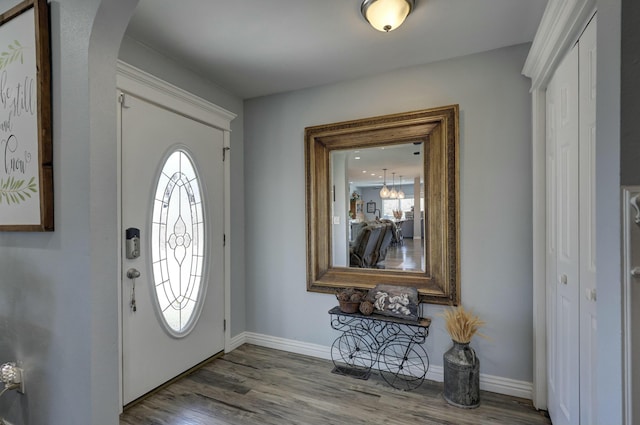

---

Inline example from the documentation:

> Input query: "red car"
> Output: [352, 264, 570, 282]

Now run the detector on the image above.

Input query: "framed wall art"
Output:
[0, 0, 52, 231]
[366, 201, 376, 214]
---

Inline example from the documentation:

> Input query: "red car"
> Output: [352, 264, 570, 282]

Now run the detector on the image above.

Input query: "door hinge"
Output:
[223, 147, 230, 161]
[118, 92, 131, 108]
[224, 319, 227, 331]
[223, 233, 226, 247]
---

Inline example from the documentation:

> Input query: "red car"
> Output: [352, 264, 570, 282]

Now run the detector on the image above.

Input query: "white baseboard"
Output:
[244, 332, 332, 360]
[426, 364, 444, 382]
[228, 331, 533, 400]
[478, 372, 533, 399]
[226, 332, 247, 353]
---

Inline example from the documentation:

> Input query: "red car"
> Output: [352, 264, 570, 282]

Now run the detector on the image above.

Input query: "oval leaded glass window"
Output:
[151, 149, 206, 336]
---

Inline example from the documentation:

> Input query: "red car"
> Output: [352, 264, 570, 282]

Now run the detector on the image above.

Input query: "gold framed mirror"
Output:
[305, 105, 459, 305]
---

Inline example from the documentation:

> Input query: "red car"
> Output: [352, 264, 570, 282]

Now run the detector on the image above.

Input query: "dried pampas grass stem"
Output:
[442, 305, 487, 344]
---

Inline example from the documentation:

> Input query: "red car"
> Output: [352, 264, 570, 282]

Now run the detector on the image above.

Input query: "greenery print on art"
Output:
[0, 176, 37, 205]
[0, 40, 24, 71]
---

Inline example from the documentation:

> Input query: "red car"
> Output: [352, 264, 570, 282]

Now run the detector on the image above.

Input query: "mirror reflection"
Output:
[331, 142, 425, 272]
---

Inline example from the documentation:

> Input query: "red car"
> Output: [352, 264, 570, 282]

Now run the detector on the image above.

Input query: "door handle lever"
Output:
[631, 267, 640, 278]
[126, 268, 140, 313]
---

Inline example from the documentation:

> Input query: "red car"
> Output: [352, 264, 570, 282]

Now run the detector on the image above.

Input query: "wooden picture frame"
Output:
[0, 0, 52, 231]
[305, 105, 460, 305]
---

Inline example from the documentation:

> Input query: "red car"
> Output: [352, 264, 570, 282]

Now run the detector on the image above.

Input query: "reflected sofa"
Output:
[349, 221, 395, 268]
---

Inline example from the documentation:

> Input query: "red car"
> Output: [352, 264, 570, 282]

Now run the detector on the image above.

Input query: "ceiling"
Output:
[124, 0, 547, 189]
[343, 142, 424, 188]
[124, 0, 548, 99]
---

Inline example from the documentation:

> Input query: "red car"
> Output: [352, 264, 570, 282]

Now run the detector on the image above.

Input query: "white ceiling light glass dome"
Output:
[361, 0, 415, 32]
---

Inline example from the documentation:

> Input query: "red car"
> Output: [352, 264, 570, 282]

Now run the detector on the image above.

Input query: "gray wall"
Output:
[244, 44, 534, 382]
[621, 0, 640, 185]
[118, 36, 247, 338]
[595, 0, 623, 422]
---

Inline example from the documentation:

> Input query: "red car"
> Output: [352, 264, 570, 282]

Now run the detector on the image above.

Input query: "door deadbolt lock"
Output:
[125, 228, 140, 259]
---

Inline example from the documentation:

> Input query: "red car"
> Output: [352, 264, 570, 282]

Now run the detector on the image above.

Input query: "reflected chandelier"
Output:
[380, 168, 390, 198]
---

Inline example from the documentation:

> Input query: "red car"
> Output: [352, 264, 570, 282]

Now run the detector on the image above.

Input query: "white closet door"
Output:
[547, 44, 580, 425]
[578, 16, 597, 425]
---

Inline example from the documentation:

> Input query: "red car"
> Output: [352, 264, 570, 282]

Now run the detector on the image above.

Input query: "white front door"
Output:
[120, 92, 225, 405]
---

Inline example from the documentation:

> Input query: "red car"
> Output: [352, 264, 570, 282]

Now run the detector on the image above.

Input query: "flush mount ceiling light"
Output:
[361, 0, 415, 32]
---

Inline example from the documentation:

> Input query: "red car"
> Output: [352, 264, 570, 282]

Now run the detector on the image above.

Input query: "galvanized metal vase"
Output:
[443, 341, 480, 408]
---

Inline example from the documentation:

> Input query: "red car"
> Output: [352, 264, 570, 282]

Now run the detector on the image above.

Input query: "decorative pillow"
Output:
[366, 284, 419, 321]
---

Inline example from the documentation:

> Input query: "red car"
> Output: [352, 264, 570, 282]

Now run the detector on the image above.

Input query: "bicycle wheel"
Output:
[331, 332, 375, 377]
[378, 341, 429, 390]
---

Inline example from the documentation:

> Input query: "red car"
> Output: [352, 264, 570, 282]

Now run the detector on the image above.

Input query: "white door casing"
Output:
[522, 0, 597, 411]
[578, 16, 597, 425]
[116, 62, 236, 408]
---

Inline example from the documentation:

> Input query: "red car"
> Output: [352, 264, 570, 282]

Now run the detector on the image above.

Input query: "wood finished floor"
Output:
[382, 238, 425, 271]
[120, 344, 550, 425]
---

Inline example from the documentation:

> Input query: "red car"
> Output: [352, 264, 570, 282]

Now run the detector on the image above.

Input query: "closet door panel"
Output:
[548, 44, 580, 425]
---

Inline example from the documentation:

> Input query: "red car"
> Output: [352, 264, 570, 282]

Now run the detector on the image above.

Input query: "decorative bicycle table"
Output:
[329, 306, 431, 391]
